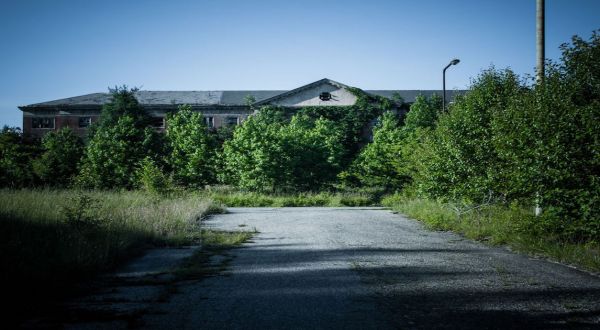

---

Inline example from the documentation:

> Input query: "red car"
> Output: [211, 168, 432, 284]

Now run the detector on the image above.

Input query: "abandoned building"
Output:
[19, 78, 463, 139]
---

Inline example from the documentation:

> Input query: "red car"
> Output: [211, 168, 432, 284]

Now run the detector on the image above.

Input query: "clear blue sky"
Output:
[1, 0, 598, 128]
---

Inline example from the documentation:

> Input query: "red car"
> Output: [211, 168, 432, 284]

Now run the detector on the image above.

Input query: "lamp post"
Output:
[442, 58, 460, 111]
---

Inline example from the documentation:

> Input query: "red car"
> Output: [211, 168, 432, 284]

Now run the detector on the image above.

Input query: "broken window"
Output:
[31, 117, 55, 129]
[205, 116, 214, 128]
[226, 117, 239, 126]
[78, 117, 92, 128]
[150, 117, 165, 128]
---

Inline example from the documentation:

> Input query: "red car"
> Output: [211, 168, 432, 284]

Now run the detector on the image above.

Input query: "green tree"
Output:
[93, 86, 149, 133]
[77, 116, 158, 189]
[403, 94, 442, 132]
[77, 87, 164, 189]
[220, 112, 343, 192]
[412, 68, 523, 203]
[492, 33, 600, 241]
[0, 126, 38, 187]
[33, 128, 84, 186]
[166, 105, 214, 187]
[342, 112, 407, 190]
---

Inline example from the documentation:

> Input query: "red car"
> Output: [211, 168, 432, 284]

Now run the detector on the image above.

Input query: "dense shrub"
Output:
[166, 105, 214, 187]
[136, 157, 172, 194]
[342, 95, 442, 191]
[411, 68, 524, 203]
[0, 126, 38, 187]
[490, 33, 599, 242]
[77, 115, 159, 189]
[403, 94, 442, 132]
[341, 112, 406, 189]
[404, 31, 599, 243]
[220, 111, 344, 192]
[33, 128, 84, 186]
[77, 88, 163, 189]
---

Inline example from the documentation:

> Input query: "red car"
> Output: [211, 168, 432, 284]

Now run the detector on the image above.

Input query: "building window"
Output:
[226, 116, 239, 126]
[319, 92, 332, 101]
[205, 116, 214, 128]
[32, 117, 55, 129]
[79, 117, 92, 128]
[150, 117, 165, 128]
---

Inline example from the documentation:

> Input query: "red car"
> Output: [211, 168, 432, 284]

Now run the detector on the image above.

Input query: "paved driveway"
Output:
[141, 207, 600, 329]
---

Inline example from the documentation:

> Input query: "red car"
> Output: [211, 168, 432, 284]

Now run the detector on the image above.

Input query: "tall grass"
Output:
[202, 186, 377, 207]
[382, 194, 600, 273]
[0, 188, 224, 323]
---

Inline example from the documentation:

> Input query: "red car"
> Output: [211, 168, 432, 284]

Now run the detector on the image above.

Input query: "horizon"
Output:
[1, 0, 599, 128]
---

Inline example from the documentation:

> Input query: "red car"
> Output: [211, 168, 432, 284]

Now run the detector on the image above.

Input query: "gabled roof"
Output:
[254, 78, 351, 106]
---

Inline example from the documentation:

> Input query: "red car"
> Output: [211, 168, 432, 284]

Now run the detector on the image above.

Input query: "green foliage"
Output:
[493, 67, 600, 242]
[342, 112, 407, 190]
[403, 94, 442, 132]
[244, 94, 257, 107]
[77, 116, 159, 189]
[560, 30, 600, 105]
[60, 194, 103, 232]
[136, 157, 172, 194]
[403, 31, 600, 244]
[33, 128, 83, 186]
[166, 105, 214, 187]
[91, 85, 149, 135]
[205, 189, 375, 207]
[411, 68, 523, 203]
[77, 87, 163, 189]
[297, 89, 392, 164]
[0, 188, 225, 321]
[0, 126, 38, 187]
[220, 112, 344, 192]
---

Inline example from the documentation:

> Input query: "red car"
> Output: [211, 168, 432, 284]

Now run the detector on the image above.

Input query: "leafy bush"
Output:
[341, 112, 407, 190]
[0, 126, 39, 187]
[77, 87, 164, 189]
[403, 31, 599, 243]
[492, 55, 600, 241]
[136, 157, 172, 194]
[403, 94, 442, 132]
[220, 111, 344, 192]
[77, 115, 159, 189]
[33, 128, 83, 186]
[166, 105, 214, 187]
[410, 68, 523, 203]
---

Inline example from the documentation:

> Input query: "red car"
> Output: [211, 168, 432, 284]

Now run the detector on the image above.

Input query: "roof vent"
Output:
[319, 92, 332, 101]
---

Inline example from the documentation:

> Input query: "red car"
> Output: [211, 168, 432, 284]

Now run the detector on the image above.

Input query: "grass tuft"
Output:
[205, 190, 374, 207]
[382, 194, 600, 273]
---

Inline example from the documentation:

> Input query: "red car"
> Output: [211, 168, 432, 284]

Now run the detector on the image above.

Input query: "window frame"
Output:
[31, 117, 55, 129]
[78, 116, 92, 128]
[205, 116, 214, 128]
[149, 117, 165, 128]
[225, 116, 239, 126]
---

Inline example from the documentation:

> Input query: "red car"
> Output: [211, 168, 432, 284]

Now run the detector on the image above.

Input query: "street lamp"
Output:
[443, 58, 460, 111]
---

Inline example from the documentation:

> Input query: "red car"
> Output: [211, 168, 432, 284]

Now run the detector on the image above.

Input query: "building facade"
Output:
[19, 78, 463, 139]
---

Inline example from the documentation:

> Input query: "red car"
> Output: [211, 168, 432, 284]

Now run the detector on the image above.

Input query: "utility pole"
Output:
[536, 0, 545, 82]
[535, 0, 545, 216]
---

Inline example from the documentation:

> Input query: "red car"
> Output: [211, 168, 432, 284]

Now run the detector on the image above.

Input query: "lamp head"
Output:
[450, 58, 460, 65]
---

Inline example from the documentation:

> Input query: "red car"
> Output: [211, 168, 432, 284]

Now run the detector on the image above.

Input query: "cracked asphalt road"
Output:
[136, 207, 600, 329]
